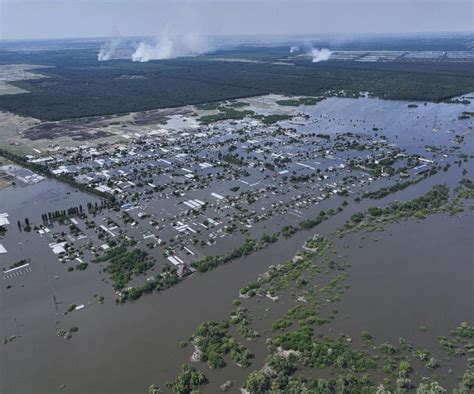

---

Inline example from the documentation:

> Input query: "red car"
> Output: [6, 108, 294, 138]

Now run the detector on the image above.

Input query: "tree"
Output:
[148, 384, 161, 394]
[166, 364, 207, 394]
[351, 212, 364, 223]
[207, 350, 226, 369]
[454, 369, 474, 394]
[417, 381, 446, 394]
[245, 371, 270, 393]
[399, 360, 412, 373]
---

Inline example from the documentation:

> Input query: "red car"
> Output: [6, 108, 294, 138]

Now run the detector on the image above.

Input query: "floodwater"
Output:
[336, 214, 474, 343]
[332, 212, 474, 390]
[1, 176, 472, 393]
[1, 95, 473, 393]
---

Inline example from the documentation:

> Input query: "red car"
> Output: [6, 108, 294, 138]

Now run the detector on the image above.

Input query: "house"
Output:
[176, 263, 193, 278]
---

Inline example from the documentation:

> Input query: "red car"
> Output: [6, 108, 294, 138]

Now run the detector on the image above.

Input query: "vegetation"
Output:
[1, 49, 473, 121]
[222, 153, 246, 166]
[165, 364, 207, 394]
[273, 330, 378, 371]
[191, 238, 258, 272]
[117, 268, 180, 303]
[455, 178, 474, 199]
[161, 185, 472, 391]
[193, 321, 251, 369]
[192, 205, 344, 274]
[299, 208, 340, 230]
[56, 326, 79, 340]
[339, 184, 450, 236]
[362, 178, 422, 199]
[276, 96, 324, 106]
[96, 245, 154, 290]
[198, 107, 255, 124]
[254, 114, 293, 124]
[159, 174, 472, 392]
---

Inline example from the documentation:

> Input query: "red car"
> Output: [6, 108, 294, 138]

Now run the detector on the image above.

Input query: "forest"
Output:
[0, 44, 473, 121]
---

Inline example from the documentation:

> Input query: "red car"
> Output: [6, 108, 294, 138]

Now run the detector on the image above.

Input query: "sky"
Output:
[0, 0, 472, 40]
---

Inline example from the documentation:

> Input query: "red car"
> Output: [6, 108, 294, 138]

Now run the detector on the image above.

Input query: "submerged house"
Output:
[176, 263, 193, 278]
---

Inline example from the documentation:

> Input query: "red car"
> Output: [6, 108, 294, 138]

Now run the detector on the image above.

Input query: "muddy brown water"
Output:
[1, 173, 473, 393]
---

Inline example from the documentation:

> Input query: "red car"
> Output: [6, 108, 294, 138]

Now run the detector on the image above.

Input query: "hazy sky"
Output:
[0, 0, 472, 40]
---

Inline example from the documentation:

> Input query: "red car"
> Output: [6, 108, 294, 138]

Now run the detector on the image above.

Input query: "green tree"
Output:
[245, 371, 270, 393]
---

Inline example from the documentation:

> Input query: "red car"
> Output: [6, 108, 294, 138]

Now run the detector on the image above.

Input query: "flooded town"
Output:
[1, 90, 473, 392]
[1, 3, 474, 391]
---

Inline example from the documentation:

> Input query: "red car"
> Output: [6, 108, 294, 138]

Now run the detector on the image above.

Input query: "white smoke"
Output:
[98, 38, 121, 61]
[290, 45, 299, 53]
[132, 31, 212, 62]
[310, 48, 332, 63]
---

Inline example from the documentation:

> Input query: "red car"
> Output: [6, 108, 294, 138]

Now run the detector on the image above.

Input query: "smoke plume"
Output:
[98, 38, 121, 61]
[310, 48, 332, 62]
[131, 31, 212, 62]
[290, 45, 299, 53]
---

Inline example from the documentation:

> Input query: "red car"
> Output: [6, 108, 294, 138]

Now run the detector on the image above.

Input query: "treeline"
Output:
[1, 53, 472, 121]
[40, 202, 104, 223]
[362, 178, 423, 199]
[192, 205, 343, 273]
[276, 96, 325, 106]
[339, 184, 450, 235]
[198, 107, 255, 124]
[117, 270, 180, 302]
[254, 114, 293, 124]
[41, 206, 83, 223]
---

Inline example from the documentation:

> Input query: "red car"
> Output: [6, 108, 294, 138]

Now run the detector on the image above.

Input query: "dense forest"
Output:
[0, 43, 473, 121]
